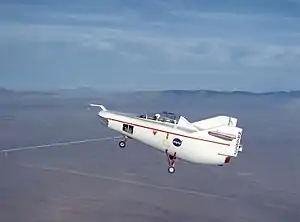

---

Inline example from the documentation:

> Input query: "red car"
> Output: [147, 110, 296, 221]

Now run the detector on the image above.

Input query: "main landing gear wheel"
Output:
[119, 141, 126, 148]
[168, 166, 175, 174]
[165, 149, 177, 174]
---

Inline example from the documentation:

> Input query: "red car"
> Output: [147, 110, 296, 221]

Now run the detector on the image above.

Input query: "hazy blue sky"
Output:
[1, 0, 300, 91]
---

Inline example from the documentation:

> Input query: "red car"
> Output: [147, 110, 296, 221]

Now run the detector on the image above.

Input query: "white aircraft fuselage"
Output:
[92, 104, 243, 174]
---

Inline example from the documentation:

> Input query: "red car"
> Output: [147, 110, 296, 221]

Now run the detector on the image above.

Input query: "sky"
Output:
[0, 0, 300, 92]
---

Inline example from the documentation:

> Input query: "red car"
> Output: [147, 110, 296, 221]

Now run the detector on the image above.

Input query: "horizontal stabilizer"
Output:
[208, 130, 236, 141]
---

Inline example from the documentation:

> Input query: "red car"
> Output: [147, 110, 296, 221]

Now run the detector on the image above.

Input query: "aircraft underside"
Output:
[118, 136, 182, 174]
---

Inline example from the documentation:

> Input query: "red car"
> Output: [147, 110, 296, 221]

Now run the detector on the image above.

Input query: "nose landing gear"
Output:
[118, 136, 128, 148]
[119, 140, 126, 148]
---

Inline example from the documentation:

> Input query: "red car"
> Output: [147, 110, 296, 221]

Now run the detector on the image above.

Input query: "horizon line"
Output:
[1, 86, 300, 94]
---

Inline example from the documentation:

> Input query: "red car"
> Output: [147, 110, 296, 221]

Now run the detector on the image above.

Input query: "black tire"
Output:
[119, 141, 126, 148]
[168, 166, 175, 174]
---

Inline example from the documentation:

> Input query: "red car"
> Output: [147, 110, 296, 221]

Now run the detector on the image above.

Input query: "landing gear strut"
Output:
[118, 136, 128, 148]
[165, 149, 177, 174]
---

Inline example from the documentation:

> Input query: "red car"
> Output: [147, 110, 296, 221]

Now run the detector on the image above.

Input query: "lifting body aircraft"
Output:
[90, 104, 244, 174]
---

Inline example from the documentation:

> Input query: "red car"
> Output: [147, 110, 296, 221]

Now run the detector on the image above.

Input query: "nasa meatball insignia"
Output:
[172, 138, 182, 147]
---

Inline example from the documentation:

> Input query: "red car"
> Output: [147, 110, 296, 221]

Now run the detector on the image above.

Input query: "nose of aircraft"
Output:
[98, 110, 108, 126]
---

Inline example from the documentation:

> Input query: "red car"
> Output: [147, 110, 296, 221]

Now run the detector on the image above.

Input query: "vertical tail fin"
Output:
[192, 116, 237, 130]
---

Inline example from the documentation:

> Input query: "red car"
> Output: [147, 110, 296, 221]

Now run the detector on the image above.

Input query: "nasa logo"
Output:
[172, 138, 182, 147]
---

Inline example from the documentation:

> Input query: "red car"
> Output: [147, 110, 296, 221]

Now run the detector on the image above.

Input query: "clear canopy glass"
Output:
[138, 111, 181, 124]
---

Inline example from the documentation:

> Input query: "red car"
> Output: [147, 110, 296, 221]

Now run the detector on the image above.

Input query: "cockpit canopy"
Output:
[138, 111, 180, 124]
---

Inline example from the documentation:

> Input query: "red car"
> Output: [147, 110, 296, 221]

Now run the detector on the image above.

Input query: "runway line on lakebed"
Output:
[19, 163, 236, 201]
[0, 136, 122, 154]
[2, 136, 235, 201]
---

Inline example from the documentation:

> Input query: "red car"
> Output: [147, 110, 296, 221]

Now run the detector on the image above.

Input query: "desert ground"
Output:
[0, 91, 300, 222]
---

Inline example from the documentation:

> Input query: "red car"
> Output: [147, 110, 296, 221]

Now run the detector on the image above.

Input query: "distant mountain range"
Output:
[156, 89, 300, 97]
[0, 87, 99, 97]
[0, 87, 55, 95]
[1, 87, 300, 98]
